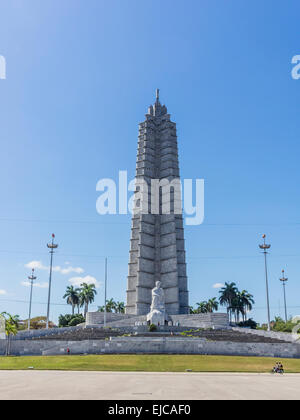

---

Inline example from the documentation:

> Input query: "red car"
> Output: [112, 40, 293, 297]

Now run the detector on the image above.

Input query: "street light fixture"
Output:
[259, 234, 271, 331]
[280, 269, 288, 323]
[27, 268, 36, 331]
[46, 233, 58, 329]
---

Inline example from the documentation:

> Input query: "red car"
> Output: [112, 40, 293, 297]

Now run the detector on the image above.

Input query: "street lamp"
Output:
[259, 234, 271, 331]
[46, 234, 58, 329]
[27, 269, 36, 331]
[104, 257, 107, 327]
[280, 269, 288, 323]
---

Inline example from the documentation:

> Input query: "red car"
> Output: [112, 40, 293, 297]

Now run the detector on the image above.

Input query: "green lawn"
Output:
[0, 354, 300, 373]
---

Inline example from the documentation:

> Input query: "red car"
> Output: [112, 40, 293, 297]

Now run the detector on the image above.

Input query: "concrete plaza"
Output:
[0, 371, 300, 400]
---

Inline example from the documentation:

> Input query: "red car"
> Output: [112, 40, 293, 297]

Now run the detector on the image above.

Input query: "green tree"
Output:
[230, 294, 244, 323]
[115, 301, 125, 314]
[97, 299, 124, 313]
[58, 314, 85, 327]
[238, 290, 255, 322]
[238, 318, 257, 329]
[29, 316, 55, 329]
[219, 282, 238, 323]
[79, 283, 97, 318]
[270, 316, 296, 333]
[68, 314, 85, 326]
[106, 298, 116, 313]
[230, 291, 255, 323]
[195, 302, 208, 314]
[1, 312, 19, 356]
[63, 286, 80, 315]
[206, 298, 219, 313]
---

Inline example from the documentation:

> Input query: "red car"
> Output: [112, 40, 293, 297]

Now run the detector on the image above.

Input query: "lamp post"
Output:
[46, 234, 58, 329]
[259, 234, 271, 331]
[104, 257, 107, 327]
[280, 269, 288, 323]
[27, 269, 36, 331]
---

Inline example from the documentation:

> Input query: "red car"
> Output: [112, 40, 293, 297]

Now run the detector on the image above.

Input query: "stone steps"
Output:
[33, 327, 288, 344]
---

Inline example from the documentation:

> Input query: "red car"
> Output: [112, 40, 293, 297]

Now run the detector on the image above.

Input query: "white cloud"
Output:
[25, 261, 48, 270]
[69, 275, 100, 289]
[60, 266, 84, 275]
[213, 283, 224, 289]
[25, 261, 84, 275]
[0, 290, 7, 295]
[21, 281, 48, 289]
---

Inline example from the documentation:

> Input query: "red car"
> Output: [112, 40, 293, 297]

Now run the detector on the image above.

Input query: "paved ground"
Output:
[0, 371, 300, 400]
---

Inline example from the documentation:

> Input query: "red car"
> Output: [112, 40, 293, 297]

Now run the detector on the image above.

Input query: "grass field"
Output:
[0, 354, 300, 373]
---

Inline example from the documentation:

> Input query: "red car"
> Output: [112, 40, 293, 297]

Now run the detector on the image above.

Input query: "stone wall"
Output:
[1, 337, 300, 359]
[11, 325, 84, 341]
[232, 327, 299, 343]
[170, 313, 229, 329]
[86, 312, 229, 329]
[85, 312, 135, 326]
[104, 315, 147, 328]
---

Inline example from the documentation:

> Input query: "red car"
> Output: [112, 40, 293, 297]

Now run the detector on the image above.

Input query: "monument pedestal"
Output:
[147, 309, 168, 326]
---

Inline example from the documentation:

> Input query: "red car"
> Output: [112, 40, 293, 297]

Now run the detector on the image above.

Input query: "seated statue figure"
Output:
[151, 281, 165, 312]
[147, 281, 168, 326]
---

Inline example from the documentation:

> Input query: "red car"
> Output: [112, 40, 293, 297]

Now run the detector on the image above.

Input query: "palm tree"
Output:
[206, 298, 219, 313]
[115, 301, 125, 314]
[230, 294, 245, 323]
[106, 298, 116, 313]
[1, 312, 19, 356]
[238, 290, 255, 322]
[63, 286, 80, 315]
[196, 302, 209, 314]
[79, 283, 97, 318]
[219, 282, 238, 323]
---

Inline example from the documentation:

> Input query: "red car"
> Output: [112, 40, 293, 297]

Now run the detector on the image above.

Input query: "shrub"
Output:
[149, 324, 157, 332]
[58, 314, 85, 328]
[271, 317, 296, 333]
[68, 314, 85, 327]
[238, 318, 258, 330]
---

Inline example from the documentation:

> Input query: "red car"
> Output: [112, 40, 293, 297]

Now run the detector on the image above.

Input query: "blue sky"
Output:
[0, 0, 299, 324]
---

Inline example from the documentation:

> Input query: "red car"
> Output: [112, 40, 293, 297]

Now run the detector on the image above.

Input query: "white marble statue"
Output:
[151, 281, 165, 311]
[147, 281, 168, 326]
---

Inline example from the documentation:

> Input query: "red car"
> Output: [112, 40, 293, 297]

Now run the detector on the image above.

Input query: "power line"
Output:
[0, 249, 299, 260]
[0, 217, 299, 227]
[0, 298, 69, 306]
[1, 297, 300, 311]
[0, 218, 129, 225]
[0, 297, 100, 308]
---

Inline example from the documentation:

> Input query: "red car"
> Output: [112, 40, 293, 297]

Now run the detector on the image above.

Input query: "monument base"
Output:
[86, 312, 230, 330]
[146, 309, 168, 326]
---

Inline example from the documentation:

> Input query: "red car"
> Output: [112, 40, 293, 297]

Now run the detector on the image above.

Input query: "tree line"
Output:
[190, 282, 255, 324]
[97, 299, 125, 313]
[63, 284, 125, 316]
[63, 282, 254, 324]
[63, 283, 97, 317]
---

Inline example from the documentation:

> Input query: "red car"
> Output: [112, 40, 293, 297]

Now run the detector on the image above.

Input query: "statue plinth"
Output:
[147, 281, 168, 326]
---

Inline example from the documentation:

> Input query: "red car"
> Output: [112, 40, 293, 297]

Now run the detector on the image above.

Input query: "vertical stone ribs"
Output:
[126, 93, 189, 316]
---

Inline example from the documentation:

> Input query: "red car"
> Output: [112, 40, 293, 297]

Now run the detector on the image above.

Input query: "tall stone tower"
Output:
[125, 90, 189, 316]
